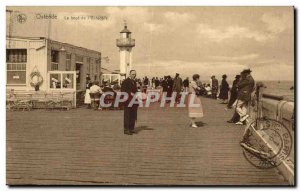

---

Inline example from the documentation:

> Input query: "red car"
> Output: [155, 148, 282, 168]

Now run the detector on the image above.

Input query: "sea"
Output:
[262, 81, 294, 102]
[203, 80, 295, 102]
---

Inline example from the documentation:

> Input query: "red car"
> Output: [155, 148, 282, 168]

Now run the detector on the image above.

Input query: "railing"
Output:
[116, 38, 135, 47]
[6, 89, 76, 110]
[249, 85, 294, 185]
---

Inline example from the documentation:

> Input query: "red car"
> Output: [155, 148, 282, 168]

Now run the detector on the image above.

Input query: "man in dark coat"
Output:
[121, 70, 138, 135]
[211, 75, 219, 99]
[143, 76, 149, 86]
[166, 76, 174, 101]
[154, 77, 160, 89]
[161, 76, 168, 92]
[183, 77, 189, 92]
[227, 75, 241, 109]
[219, 74, 229, 103]
[235, 69, 255, 125]
[173, 73, 183, 103]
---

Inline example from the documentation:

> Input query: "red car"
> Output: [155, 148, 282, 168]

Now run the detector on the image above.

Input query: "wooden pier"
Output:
[6, 97, 288, 185]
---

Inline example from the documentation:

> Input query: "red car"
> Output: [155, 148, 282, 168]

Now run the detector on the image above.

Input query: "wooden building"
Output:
[6, 36, 102, 92]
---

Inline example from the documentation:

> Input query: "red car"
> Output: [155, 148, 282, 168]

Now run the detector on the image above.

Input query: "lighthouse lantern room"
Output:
[116, 21, 135, 79]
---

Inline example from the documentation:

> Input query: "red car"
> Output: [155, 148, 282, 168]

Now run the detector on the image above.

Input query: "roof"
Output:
[120, 25, 131, 33]
[6, 36, 101, 55]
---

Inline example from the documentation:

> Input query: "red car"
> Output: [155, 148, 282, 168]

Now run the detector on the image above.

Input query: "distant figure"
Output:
[211, 75, 219, 99]
[121, 70, 138, 135]
[166, 76, 174, 100]
[154, 77, 160, 89]
[113, 83, 121, 91]
[151, 77, 155, 88]
[173, 73, 183, 103]
[219, 74, 229, 103]
[89, 81, 103, 110]
[183, 77, 189, 92]
[102, 80, 116, 107]
[143, 76, 149, 86]
[84, 78, 93, 108]
[90, 81, 102, 93]
[234, 69, 255, 125]
[161, 76, 168, 92]
[188, 74, 204, 128]
[227, 75, 241, 109]
[102, 79, 114, 92]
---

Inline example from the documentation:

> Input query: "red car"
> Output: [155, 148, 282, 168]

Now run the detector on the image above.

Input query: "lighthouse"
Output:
[116, 22, 135, 78]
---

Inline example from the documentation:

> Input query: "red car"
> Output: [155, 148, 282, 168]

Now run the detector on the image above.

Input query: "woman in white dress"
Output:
[84, 79, 92, 108]
[188, 74, 204, 128]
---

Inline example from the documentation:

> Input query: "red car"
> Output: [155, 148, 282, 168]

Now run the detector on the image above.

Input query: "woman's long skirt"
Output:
[84, 89, 91, 104]
[188, 93, 204, 118]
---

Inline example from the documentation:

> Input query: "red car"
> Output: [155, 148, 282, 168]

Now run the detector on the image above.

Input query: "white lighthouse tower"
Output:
[116, 22, 135, 79]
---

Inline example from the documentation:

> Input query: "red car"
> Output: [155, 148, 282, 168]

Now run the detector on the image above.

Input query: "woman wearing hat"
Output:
[188, 74, 204, 128]
[219, 74, 229, 104]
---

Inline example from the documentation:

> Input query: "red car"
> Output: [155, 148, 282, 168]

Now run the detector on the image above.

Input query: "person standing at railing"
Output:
[227, 75, 241, 109]
[234, 69, 255, 125]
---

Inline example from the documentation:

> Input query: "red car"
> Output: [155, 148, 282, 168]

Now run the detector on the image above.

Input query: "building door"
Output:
[76, 63, 82, 90]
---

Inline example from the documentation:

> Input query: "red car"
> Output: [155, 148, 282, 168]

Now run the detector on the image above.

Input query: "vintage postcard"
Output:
[6, 6, 295, 186]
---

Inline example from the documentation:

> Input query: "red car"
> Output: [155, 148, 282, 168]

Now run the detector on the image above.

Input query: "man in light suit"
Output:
[121, 70, 138, 135]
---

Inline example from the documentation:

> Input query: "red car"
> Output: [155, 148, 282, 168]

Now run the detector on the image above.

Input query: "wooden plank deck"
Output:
[6, 97, 288, 185]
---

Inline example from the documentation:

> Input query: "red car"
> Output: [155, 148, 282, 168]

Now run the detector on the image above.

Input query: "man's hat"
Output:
[235, 75, 241, 79]
[241, 69, 252, 74]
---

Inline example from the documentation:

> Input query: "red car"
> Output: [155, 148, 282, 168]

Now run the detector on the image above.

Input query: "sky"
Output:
[6, 6, 294, 81]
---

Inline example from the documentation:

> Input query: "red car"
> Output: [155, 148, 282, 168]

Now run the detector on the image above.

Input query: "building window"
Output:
[66, 53, 71, 71]
[51, 50, 59, 70]
[6, 49, 27, 84]
[6, 49, 27, 63]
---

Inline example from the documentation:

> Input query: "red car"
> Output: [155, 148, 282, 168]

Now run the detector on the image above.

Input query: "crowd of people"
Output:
[135, 72, 249, 108]
[83, 69, 255, 134]
[134, 70, 255, 127]
[84, 77, 121, 110]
